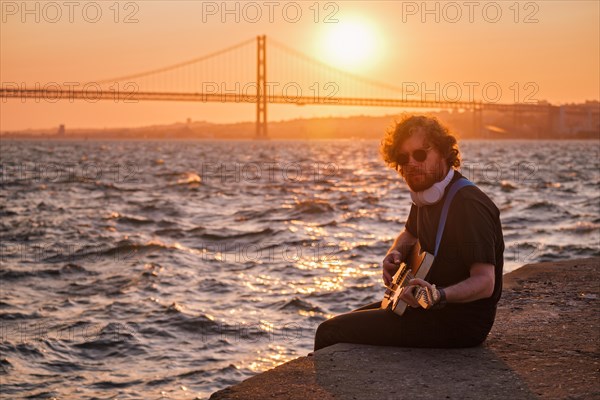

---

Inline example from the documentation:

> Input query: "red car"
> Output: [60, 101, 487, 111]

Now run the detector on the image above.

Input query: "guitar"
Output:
[381, 241, 435, 316]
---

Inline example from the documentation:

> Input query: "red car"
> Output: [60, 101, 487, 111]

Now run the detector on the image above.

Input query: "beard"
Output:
[402, 162, 447, 192]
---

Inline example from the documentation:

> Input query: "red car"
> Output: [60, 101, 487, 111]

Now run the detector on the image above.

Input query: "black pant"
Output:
[314, 301, 494, 351]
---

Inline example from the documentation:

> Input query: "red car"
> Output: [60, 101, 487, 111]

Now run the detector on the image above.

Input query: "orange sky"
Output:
[1, 0, 599, 131]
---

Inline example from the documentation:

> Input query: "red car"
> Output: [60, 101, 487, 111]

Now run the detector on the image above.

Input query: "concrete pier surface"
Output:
[210, 257, 600, 399]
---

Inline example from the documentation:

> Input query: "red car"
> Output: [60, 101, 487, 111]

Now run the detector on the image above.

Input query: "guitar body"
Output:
[381, 241, 435, 316]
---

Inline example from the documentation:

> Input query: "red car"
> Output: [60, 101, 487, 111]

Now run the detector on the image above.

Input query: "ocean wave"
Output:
[72, 322, 146, 357]
[0, 208, 18, 217]
[91, 378, 144, 390]
[153, 227, 185, 238]
[0, 357, 13, 374]
[93, 181, 140, 192]
[175, 172, 202, 185]
[136, 326, 176, 339]
[0, 264, 94, 280]
[43, 240, 173, 264]
[40, 360, 84, 373]
[70, 274, 145, 297]
[187, 227, 277, 241]
[175, 368, 208, 379]
[540, 244, 600, 257]
[317, 220, 338, 227]
[22, 390, 61, 399]
[156, 312, 221, 334]
[278, 297, 324, 313]
[232, 208, 277, 221]
[154, 170, 185, 178]
[0, 311, 43, 320]
[215, 363, 244, 376]
[524, 201, 567, 212]
[197, 278, 232, 294]
[500, 180, 518, 191]
[145, 376, 176, 387]
[0, 301, 13, 308]
[136, 202, 183, 218]
[292, 199, 335, 214]
[559, 221, 600, 233]
[105, 212, 154, 225]
[0, 343, 45, 359]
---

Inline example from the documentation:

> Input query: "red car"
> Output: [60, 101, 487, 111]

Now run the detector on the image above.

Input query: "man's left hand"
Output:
[407, 278, 441, 308]
[399, 278, 435, 308]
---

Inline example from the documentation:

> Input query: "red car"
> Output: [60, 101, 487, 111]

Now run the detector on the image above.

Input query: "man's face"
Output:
[396, 128, 449, 192]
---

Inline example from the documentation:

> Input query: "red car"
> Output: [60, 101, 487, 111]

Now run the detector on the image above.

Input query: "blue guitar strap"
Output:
[433, 178, 475, 257]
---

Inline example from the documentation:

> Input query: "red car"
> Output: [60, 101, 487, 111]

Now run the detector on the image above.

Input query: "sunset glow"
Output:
[319, 18, 381, 72]
[3, 1, 596, 131]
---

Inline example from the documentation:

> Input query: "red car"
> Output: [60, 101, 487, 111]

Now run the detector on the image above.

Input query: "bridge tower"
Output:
[472, 103, 483, 138]
[256, 35, 268, 139]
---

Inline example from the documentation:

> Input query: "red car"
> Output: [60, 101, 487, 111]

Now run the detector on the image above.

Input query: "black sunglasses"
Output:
[395, 148, 432, 167]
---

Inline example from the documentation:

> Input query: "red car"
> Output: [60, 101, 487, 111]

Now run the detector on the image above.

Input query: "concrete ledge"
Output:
[210, 258, 600, 399]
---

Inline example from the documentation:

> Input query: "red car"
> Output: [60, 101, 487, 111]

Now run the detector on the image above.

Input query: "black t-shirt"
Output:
[404, 170, 505, 317]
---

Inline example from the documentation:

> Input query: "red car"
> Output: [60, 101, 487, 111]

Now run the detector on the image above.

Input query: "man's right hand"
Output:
[382, 250, 402, 286]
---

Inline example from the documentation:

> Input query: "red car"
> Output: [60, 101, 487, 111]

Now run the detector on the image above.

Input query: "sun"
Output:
[319, 18, 380, 73]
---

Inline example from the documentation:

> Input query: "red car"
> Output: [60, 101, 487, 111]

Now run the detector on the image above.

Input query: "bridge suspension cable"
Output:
[87, 37, 255, 87]
[268, 37, 405, 100]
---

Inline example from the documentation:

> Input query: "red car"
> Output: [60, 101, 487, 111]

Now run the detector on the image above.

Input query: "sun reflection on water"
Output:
[245, 345, 297, 373]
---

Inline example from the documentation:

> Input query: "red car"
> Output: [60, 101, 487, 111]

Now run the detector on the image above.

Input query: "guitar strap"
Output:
[433, 177, 475, 257]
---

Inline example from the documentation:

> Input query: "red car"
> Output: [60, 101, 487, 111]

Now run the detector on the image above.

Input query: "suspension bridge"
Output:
[1, 35, 553, 139]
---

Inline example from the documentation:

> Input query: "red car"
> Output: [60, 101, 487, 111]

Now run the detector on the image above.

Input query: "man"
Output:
[314, 115, 504, 351]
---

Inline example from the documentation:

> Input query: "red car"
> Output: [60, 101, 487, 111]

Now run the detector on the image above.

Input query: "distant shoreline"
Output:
[2, 108, 598, 141]
[1, 136, 598, 141]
